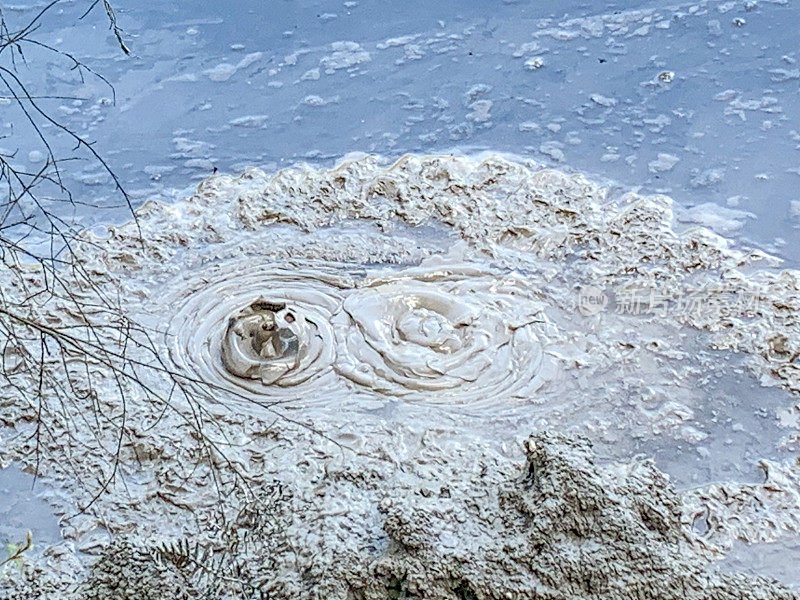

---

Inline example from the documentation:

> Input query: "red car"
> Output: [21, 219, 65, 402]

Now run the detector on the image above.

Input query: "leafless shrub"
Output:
[0, 1, 253, 515]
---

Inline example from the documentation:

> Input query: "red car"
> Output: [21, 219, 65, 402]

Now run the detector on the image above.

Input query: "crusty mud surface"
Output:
[7, 433, 798, 599]
[1, 154, 799, 596]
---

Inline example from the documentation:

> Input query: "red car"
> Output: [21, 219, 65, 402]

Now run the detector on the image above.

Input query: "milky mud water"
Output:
[3, 0, 799, 265]
[1, 0, 800, 596]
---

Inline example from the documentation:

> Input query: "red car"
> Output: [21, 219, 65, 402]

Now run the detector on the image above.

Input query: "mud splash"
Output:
[221, 298, 315, 385]
[2, 153, 800, 596]
[168, 261, 348, 402]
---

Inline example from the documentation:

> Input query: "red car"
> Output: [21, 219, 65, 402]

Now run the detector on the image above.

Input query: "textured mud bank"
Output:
[1, 154, 800, 597]
[8, 434, 797, 599]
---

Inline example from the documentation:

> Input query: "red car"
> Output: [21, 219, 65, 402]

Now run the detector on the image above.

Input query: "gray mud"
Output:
[4, 0, 800, 595]
[5, 0, 800, 265]
[6, 434, 798, 599]
[2, 154, 800, 597]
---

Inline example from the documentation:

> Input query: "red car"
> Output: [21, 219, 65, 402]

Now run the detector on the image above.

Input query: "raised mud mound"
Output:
[13, 433, 788, 600]
[362, 433, 792, 600]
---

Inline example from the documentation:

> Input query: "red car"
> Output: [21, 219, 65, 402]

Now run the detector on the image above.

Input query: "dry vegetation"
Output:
[0, 1, 251, 514]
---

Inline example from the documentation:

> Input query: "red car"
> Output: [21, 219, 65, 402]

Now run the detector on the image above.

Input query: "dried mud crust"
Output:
[7, 433, 791, 600]
[358, 433, 796, 600]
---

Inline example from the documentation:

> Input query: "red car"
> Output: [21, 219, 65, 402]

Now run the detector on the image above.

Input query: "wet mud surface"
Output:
[2, 0, 800, 595]
[1, 154, 799, 596]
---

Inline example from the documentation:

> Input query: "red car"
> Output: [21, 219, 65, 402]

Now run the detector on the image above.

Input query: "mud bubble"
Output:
[221, 298, 319, 385]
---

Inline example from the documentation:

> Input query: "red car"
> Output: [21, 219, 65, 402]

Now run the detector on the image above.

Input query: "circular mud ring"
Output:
[163, 259, 556, 408]
[165, 261, 347, 401]
[333, 265, 556, 404]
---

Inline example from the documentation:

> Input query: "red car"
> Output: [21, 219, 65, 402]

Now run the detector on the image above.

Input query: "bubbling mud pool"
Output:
[3, 153, 800, 597]
[168, 262, 346, 401]
[334, 265, 552, 402]
[171, 258, 555, 408]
